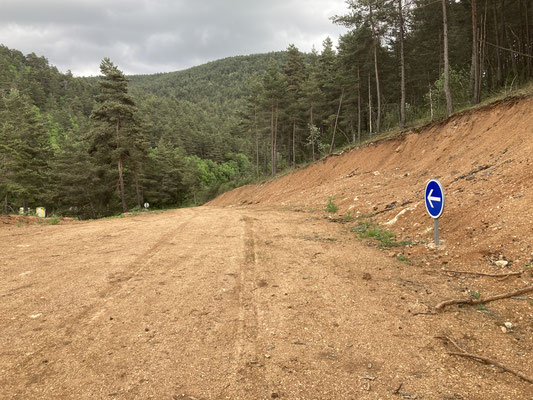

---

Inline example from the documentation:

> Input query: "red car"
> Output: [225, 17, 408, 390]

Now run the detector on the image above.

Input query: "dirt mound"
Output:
[210, 95, 533, 271]
[0, 214, 73, 226]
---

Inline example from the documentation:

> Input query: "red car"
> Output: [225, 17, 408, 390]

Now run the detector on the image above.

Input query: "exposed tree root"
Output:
[436, 336, 533, 384]
[442, 269, 522, 278]
[435, 286, 533, 310]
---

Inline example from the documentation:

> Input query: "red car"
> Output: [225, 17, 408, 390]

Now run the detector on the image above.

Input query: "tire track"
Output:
[8, 210, 197, 381]
[230, 214, 267, 396]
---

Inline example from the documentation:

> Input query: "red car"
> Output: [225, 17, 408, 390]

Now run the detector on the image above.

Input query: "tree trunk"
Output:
[471, 0, 481, 104]
[479, 3, 488, 98]
[329, 89, 344, 154]
[442, 0, 454, 115]
[270, 103, 275, 175]
[368, 74, 373, 134]
[292, 120, 296, 167]
[493, 0, 502, 86]
[357, 67, 361, 145]
[132, 162, 142, 208]
[369, 5, 382, 133]
[263, 135, 268, 174]
[525, 0, 531, 77]
[398, 0, 406, 129]
[254, 107, 259, 177]
[117, 157, 127, 213]
[115, 116, 127, 213]
[310, 105, 315, 162]
[429, 83, 434, 120]
[273, 102, 279, 174]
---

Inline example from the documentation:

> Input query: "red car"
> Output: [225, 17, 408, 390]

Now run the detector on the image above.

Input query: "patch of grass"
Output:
[37, 216, 61, 225]
[397, 255, 409, 262]
[476, 304, 487, 311]
[351, 219, 411, 249]
[325, 196, 338, 214]
[470, 289, 482, 300]
[522, 263, 531, 270]
[342, 211, 354, 222]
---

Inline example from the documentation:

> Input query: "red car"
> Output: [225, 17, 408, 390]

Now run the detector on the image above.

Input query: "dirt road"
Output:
[1, 207, 531, 399]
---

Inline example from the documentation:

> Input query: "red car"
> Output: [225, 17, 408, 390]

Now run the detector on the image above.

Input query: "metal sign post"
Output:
[425, 179, 445, 246]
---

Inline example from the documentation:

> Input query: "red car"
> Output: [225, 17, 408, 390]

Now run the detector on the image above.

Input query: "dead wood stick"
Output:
[435, 286, 533, 310]
[449, 352, 533, 384]
[436, 336, 533, 384]
[437, 337, 531, 382]
[442, 269, 522, 278]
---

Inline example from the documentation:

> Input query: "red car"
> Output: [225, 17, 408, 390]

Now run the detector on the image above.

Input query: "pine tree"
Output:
[283, 44, 306, 166]
[90, 58, 137, 213]
[262, 59, 286, 175]
[0, 89, 51, 213]
[442, 0, 453, 115]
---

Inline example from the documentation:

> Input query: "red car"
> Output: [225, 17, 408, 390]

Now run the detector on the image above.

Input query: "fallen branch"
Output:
[436, 336, 533, 384]
[435, 286, 533, 310]
[442, 269, 522, 278]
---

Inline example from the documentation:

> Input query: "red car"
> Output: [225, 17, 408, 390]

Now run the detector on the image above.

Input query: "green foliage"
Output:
[2, 0, 533, 221]
[325, 196, 338, 213]
[38, 216, 60, 225]
[427, 69, 471, 119]
[470, 290, 482, 300]
[352, 219, 411, 249]
[397, 255, 408, 262]
[342, 211, 354, 222]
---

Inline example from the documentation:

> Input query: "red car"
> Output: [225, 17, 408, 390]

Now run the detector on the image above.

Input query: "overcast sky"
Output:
[1, 0, 349, 76]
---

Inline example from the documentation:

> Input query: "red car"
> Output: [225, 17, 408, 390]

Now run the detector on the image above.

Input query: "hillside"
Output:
[128, 52, 285, 105]
[210, 94, 533, 272]
[2, 93, 532, 399]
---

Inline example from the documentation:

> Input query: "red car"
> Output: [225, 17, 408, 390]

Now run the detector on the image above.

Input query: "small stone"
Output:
[271, 393, 279, 399]
[495, 260, 508, 268]
[501, 326, 507, 334]
[362, 272, 372, 280]
[504, 322, 513, 329]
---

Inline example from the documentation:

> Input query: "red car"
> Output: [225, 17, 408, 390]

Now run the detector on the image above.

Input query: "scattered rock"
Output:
[271, 393, 279, 399]
[362, 272, 372, 280]
[495, 260, 508, 268]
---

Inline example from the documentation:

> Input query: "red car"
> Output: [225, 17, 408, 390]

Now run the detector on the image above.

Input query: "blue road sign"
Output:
[425, 179, 444, 219]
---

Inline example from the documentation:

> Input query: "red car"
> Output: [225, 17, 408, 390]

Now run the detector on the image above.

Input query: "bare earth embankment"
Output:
[1, 96, 532, 399]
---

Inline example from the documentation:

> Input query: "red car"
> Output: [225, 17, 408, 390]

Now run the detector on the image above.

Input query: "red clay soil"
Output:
[210, 95, 533, 272]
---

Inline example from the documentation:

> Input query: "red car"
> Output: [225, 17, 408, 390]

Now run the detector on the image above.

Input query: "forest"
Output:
[1, 0, 532, 218]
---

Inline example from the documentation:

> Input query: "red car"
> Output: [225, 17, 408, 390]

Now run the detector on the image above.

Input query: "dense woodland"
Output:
[1, 0, 532, 218]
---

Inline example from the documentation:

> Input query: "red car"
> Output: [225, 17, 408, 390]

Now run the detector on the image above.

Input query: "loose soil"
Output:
[1, 96, 533, 399]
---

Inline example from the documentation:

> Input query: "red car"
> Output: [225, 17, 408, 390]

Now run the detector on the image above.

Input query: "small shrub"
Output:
[342, 212, 354, 222]
[325, 196, 338, 213]
[470, 289, 482, 300]
[352, 219, 411, 249]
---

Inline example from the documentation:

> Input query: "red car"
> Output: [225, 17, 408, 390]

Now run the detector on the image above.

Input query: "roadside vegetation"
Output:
[2, 1, 532, 219]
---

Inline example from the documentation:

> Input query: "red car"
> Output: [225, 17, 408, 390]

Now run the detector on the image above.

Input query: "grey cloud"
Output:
[1, 0, 347, 76]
